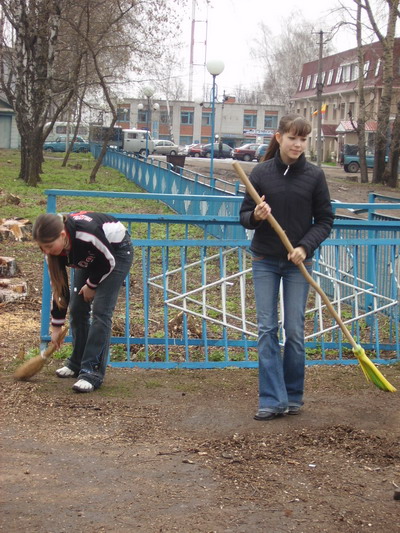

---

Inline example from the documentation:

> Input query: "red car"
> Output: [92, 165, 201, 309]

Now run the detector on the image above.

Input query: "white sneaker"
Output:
[56, 366, 76, 378]
[72, 379, 94, 393]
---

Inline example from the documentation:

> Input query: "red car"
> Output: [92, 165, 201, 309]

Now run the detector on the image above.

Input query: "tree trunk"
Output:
[383, 101, 400, 187]
[355, 1, 368, 183]
[89, 116, 118, 183]
[369, 0, 398, 183]
[25, 132, 46, 187]
[62, 94, 85, 167]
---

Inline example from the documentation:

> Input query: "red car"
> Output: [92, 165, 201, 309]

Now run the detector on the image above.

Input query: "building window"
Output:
[117, 108, 130, 122]
[179, 135, 192, 145]
[202, 112, 212, 126]
[138, 109, 148, 123]
[298, 77, 304, 91]
[160, 109, 172, 124]
[327, 69, 334, 85]
[264, 114, 278, 129]
[352, 64, 359, 80]
[335, 66, 343, 84]
[375, 59, 381, 76]
[363, 61, 370, 78]
[342, 64, 351, 82]
[340, 102, 346, 120]
[181, 111, 194, 125]
[305, 75, 311, 90]
[243, 114, 257, 128]
[312, 73, 318, 88]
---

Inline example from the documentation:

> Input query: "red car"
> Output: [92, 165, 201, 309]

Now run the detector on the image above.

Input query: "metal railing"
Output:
[40, 188, 400, 368]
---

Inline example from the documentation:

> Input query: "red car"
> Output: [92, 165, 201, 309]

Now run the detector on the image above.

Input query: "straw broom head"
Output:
[352, 345, 397, 392]
[14, 328, 68, 381]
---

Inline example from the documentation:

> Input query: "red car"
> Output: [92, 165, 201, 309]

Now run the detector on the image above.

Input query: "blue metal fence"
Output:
[40, 186, 400, 368]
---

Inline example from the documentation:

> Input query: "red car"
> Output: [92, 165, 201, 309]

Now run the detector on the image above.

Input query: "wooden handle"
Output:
[233, 161, 357, 349]
[42, 327, 68, 360]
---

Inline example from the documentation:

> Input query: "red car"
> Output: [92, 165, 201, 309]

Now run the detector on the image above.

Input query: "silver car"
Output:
[152, 139, 180, 155]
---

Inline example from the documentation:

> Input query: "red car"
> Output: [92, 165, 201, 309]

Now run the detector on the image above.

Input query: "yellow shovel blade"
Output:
[352, 345, 397, 392]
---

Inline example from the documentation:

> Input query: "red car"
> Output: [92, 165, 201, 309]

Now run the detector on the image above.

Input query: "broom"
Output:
[233, 161, 396, 392]
[14, 327, 68, 381]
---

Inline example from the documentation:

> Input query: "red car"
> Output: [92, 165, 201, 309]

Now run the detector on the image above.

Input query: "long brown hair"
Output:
[32, 213, 68, 309]
[261, 114, 311, 162]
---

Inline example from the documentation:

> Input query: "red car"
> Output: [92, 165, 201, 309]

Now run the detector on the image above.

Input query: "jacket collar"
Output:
[275, 150, 307, 175]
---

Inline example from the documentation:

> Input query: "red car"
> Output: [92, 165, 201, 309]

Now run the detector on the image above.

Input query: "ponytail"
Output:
[32, 214, 68, 309]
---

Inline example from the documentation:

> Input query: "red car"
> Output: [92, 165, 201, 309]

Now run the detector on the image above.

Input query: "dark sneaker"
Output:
[288, 406, 301, 415]
[254, 410, 283, 421]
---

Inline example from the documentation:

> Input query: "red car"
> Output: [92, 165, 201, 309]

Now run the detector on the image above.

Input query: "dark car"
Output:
[200, 143, 232, 158]
[232, 143, 260, 162]
[255, 143, 270, 162]
[43, 135, 90, 153]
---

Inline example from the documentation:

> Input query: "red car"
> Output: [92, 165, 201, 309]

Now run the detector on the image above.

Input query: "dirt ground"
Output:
[1, 162, 400, 533]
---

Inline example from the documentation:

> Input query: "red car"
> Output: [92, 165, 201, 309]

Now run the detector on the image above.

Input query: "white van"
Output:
[122, 129, 155, 154]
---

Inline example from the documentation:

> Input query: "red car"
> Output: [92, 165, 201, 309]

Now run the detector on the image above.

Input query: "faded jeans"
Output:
[252, 253, 312, 413]
[66, 240, 133, 388]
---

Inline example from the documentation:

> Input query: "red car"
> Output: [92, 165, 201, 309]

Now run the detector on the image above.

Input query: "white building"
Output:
[114, 97, 285, 148]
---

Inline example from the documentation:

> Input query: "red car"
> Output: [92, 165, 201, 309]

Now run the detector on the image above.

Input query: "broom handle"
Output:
[41, 327, 68, 360]
[233, 161, 358, 350]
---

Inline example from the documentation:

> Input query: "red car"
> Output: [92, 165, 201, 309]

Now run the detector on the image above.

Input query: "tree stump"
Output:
[0, 218, 32, 241]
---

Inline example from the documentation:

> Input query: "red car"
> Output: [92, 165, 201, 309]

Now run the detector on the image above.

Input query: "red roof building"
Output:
[291, 39, 400, 162]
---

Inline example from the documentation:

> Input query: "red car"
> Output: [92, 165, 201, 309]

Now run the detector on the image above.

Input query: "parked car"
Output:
[43, 135, 90, 153]
[186, 143, 203, 157]
[200, 143, 233, 158]
[232, 143, 260, 162]
[342, 152, 390, 173]
[255, 143, 270, 162]
[152, 139, 180, 156]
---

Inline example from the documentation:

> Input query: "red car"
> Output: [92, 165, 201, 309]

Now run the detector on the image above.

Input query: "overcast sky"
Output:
[180, 0, 358, 98]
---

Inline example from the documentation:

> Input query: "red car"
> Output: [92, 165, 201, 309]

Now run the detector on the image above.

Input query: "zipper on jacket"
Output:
[284, 165, 290, 176]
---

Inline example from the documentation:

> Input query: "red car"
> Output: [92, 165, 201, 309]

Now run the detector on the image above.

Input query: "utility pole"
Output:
[316, 29, 324, 167]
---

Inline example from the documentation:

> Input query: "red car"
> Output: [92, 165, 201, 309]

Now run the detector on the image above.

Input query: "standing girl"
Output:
[240, 115, 334, 420]
[33, 211, 133, 393]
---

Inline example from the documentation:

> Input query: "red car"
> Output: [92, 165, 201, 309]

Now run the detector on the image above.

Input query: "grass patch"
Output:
[0, 149, 166, 220]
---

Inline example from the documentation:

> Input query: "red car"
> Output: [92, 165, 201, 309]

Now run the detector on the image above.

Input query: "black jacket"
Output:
[51, 212, 128, 326]
[239, 151, 334, 259]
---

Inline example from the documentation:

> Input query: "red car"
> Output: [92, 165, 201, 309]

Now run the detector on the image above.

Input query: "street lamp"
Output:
[206, 59, 224, 181]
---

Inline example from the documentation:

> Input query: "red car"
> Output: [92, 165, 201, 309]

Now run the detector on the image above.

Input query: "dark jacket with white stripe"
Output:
[51, 212, 128, 326]
[239, 151, 334, 259]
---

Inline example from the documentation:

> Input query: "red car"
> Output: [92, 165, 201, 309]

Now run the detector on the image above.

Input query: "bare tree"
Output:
[0, 0, 185, 186]
[0, 0, 80, 186]
[64, 0, 185, 182]
[143, 49, 186, 139]
[252, 14, 331, 110]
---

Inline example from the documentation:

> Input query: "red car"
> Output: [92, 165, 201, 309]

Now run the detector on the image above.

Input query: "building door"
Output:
[0, 115, 12, 148]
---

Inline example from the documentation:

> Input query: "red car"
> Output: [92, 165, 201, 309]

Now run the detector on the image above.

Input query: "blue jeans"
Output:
[66, 241, 133, 389]
[252, 253, 312, 413]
